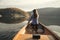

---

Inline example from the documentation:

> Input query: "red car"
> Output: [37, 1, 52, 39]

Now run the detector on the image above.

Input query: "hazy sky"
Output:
[0, 0, 60, 11]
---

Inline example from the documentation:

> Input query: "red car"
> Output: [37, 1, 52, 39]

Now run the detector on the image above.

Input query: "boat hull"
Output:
[13, 23, 60, 40]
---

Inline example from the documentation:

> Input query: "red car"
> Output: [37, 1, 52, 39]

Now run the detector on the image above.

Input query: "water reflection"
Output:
[0, 21, 28, 40]
[0, 8, 29, 24]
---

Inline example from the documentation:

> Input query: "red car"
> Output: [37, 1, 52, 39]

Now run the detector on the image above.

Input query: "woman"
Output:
[28, 9, 39, 33]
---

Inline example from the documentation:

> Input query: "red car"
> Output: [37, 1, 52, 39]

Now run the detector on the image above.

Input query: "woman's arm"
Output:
[28, 15, 33, 24]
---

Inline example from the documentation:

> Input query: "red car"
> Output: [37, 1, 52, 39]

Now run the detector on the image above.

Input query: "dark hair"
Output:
[33, 9, 38, 18]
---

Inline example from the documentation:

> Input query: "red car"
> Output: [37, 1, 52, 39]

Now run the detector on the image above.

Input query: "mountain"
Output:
[28, 7, 60, 26]
[0, 7, 60, 25]
[0, 8, 29, 24]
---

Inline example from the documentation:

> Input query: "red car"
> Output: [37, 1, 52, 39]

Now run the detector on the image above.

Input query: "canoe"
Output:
[13, 23, 60, 40]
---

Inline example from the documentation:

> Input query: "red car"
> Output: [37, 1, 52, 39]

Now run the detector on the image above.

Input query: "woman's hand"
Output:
[28, 21, 30, 25]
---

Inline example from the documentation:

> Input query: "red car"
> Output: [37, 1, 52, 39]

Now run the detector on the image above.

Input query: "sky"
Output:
[0, 0, 60, 11]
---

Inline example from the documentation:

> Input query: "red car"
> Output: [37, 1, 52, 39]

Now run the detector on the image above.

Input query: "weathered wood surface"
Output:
[13, 23, 60, 40]
[13, 34, 54, 40]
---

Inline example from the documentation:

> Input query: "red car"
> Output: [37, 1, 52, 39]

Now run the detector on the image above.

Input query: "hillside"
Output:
[0, 7, 60, 25]
[0, 8, 29, 24]
[28, 7, 60, 25]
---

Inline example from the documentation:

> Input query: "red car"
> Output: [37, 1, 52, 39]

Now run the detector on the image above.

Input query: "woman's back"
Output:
[30, 14, 39, 24]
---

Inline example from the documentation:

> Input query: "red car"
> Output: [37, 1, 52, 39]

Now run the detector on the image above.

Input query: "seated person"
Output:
[27, 9, 39, 33]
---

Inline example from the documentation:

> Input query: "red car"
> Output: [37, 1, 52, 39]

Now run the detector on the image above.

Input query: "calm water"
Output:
[0, 21, 60, 40]
[0, 21, 27, 40]
[47, 25, 60, 37]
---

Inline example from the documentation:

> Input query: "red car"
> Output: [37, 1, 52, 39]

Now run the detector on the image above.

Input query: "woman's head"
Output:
[33, 9, 38, 18]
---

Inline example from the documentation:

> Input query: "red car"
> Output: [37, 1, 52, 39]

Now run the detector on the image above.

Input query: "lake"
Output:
[0, 21, 60, 40]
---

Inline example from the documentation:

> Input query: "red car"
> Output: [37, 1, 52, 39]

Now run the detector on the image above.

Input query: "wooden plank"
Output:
[13, 34, 50, 40]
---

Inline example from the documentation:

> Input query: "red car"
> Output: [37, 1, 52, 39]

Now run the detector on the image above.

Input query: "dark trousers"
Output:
[31, 23, 38, 32]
